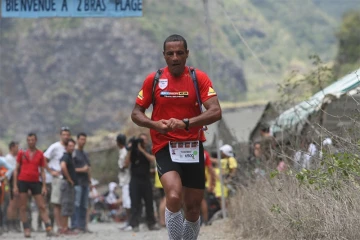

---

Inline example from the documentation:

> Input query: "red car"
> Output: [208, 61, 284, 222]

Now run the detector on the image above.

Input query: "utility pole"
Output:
[203, 0, 213, 79]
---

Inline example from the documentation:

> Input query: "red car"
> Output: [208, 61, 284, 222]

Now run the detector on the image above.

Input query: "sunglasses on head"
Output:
[61, 126, 70, 131]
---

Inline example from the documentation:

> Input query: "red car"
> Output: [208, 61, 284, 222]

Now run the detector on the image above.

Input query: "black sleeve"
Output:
[60, 154, 68, 164]
[85, 153, 91, 166]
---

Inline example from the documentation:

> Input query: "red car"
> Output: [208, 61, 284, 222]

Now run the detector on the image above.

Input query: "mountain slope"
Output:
[0, 0, 359, 141]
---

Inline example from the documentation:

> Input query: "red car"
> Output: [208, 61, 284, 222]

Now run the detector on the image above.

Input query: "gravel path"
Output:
[1, 218, 236, 240]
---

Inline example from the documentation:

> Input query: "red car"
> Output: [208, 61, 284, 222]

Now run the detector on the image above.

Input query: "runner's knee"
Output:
[167, 190, 181, 205]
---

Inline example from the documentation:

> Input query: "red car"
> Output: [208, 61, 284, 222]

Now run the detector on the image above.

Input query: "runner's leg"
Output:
[182, 187, 203, 240]
[161, 171, 183, 240]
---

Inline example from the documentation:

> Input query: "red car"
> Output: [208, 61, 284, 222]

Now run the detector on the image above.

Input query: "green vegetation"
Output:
[334, 11, 360, 79]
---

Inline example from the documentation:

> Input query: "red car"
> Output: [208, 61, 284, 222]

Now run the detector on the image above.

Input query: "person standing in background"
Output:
[13, 133, 54, 238]
[116, 134, 132, 231]
[44, 127, 70, 233]
[59, 139, 77, 235]
[4, 142, 21, 233]
[71, 133, 92, 233]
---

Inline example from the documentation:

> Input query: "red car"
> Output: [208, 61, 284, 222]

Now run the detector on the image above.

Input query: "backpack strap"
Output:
[152, 69, 163, 106]
[188, 67, 203, 112]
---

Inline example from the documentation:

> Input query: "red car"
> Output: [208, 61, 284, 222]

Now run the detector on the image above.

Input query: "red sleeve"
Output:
[135, 72, 157, 109]
[204, 151, 212, 167]
[196, 70, 217, 103]
[39, 151, 45, 167]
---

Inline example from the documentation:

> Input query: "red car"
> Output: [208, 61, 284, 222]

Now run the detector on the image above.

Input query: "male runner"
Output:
[131, 34, 222, 240]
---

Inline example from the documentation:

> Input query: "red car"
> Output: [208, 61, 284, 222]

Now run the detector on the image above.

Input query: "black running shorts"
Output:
[18, 180, 42, 195]
[155, 142, 205, 189]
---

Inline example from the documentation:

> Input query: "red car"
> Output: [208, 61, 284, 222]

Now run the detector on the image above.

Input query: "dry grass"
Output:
[229, 173, 360, 240]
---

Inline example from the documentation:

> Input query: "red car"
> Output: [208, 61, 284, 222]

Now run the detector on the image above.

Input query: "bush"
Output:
[230, 150, 360, 239]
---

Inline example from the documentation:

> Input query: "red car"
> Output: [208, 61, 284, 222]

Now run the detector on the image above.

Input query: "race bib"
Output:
[169, 141, 200, 163]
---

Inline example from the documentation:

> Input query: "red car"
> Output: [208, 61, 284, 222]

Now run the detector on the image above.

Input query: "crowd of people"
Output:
[0, 126, 240, 239]
[0, 128, 93, 237]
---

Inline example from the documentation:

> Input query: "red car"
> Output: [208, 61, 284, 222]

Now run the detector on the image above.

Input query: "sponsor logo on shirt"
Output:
[159, 79, 168, 89]
[137, 89, 144, 100]
[208, 87, 216, 96]
[160, 91, 189, 98]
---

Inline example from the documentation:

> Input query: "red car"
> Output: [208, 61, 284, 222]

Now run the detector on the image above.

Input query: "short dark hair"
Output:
[77, 132, 87, 139]
[8, 141, 19, 150]
[64, 138, 76, 147]
[163, 34, 187, 51]
[27, 132, 37, 140]
[116, 134, 127, 145]
[260, 123, 270, 133]
[60, 126, 71, 135]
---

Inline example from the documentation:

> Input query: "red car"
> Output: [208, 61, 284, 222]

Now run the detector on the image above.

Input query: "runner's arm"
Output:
[131, 104, 171, 134]
[189, 96, 221, 128]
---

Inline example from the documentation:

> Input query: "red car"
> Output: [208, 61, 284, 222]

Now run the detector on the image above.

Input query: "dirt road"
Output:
[1, 218, 236, 240]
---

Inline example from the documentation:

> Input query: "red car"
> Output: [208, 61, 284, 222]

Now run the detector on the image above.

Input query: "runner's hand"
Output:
[0, 176, 5, 182]
[42, 186, 47, 196]
[154, 120, 171, 134]
[166, 118, 186, 130]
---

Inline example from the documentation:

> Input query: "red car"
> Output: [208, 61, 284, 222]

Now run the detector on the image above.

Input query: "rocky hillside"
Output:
[0, 0, 358, 143]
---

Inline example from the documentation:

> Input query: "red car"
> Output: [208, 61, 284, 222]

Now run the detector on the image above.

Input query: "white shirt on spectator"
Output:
[5, 153, 16, 169]
[44, 141, 65, 182]
[118, 147, 130, 186]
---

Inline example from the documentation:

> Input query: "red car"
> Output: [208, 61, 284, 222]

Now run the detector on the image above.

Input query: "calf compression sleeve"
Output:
[182, 217, 201, 240]
[165, 207, 183, 240]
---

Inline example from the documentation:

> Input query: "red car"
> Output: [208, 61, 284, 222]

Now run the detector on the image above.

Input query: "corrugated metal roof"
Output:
[271, 68, 360, 134]
[203, 105, 265, 146]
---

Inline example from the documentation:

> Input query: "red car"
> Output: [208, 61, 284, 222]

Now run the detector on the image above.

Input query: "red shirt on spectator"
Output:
[17, 149, 45, 182]
[204, 150, 212, 167]
[136, 66, 217, 154]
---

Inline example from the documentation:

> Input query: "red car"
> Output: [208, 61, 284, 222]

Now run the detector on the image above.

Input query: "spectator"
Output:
[4, 141, 21, 233]
[125, 133, 159, 232]
[103, 182, 122, 218]
[71, 133, 92, 233]
[37, 148, 54, 232]
[44, 127, 71, 233]
[12, 133, 54, 238]
[219, 144, 238, 197]
[260, 124, 277, 164]
[154, 168, 166, 227]
[201, 150, 215, 226]
[116, 134, 132, 230]
[0, 149, 14, 235]
[59, 138, 77, 235]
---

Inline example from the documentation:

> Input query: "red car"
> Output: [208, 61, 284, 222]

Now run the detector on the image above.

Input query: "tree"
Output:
[334, 11, 360, 78]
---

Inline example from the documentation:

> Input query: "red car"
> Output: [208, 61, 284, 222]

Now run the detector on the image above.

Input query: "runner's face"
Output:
[163, 41, 189, 77]
[27, 136, 37, 149]
[61, 130, 70, 143]
[67, 141, 75, 153]
[77, 136, 87, 148]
